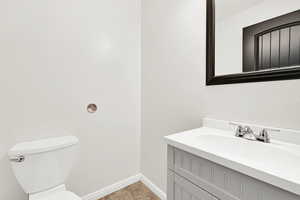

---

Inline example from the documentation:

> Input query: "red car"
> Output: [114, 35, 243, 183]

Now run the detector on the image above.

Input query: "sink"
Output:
[165, 127, 300, 195]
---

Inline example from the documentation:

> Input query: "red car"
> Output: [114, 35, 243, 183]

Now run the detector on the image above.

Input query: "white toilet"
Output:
[8, 136, 81, 200]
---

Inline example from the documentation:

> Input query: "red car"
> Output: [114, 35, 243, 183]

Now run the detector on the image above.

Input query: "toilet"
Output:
[8, 136, 81, 200]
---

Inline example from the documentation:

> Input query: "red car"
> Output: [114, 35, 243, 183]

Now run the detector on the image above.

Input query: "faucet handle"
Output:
[258, 129, 270, 143]
[229, 122, 244, 137]
[258, 128, 280, 143]
[235, 125, 244, 137]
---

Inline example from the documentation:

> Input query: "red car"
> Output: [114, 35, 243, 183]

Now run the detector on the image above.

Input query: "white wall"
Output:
[141, 0, 300, 193]
[215, 0, 300, 75]
[0, 0, 141, 199]
[141, 0, 204, 192]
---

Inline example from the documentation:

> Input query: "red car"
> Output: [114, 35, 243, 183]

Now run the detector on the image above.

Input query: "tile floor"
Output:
[98, 181, 160, 200]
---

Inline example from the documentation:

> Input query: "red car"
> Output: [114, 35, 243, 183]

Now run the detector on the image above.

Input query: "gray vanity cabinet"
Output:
[167, 146, 300, 200]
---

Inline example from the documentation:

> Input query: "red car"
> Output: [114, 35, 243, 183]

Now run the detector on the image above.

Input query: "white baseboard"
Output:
[140, 175, 167, 200]
[81, 173, 166, 200]
[81, 174, 142, 200]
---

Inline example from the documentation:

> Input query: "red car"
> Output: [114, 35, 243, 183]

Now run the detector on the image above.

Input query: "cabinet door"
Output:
[168, 170, 218, 200]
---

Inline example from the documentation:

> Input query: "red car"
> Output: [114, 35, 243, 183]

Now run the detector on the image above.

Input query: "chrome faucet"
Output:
[242, 126, 271, 142]
[230, 122, 279, 143]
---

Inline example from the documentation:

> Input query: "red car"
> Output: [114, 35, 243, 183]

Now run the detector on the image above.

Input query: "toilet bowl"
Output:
[8, 136, 81, 200]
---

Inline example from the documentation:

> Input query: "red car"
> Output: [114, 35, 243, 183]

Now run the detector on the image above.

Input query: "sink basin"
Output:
[165, 127, 300, 195]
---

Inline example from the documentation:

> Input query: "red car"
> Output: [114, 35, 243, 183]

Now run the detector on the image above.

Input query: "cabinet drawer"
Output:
[168, 170, 218, 200]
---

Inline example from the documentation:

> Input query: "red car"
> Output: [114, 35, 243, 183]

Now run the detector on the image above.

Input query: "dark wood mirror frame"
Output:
[206, 0, 300, 85]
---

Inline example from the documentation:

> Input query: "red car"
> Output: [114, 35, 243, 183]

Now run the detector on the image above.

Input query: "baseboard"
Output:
[140, 175, 167, 200]
[81, 174, 142, 200]
[81, 173, 167, 200]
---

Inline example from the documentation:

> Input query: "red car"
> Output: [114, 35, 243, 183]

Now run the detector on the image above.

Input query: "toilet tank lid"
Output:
[8, 136, 79, 156]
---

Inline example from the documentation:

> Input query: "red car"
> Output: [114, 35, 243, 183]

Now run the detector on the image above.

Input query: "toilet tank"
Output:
[8, 136, 79, 194]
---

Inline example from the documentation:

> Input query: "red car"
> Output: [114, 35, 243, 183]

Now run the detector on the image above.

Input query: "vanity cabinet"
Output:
[167, 146, 300, 200]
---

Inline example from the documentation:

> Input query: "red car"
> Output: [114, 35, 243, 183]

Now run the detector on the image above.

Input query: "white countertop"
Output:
[165, 127, 300, 196]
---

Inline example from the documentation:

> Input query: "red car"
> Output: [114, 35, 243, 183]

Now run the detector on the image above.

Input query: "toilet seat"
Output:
[36, 191, 81, 200]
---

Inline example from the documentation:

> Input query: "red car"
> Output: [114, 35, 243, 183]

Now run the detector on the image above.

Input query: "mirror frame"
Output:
[206, 0, 300, 85]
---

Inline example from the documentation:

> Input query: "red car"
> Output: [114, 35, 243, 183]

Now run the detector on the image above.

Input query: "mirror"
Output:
[206, 0, 300, 85]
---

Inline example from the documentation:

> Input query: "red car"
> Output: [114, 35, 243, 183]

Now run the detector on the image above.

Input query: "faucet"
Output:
[241, 126, 270, 143]
[230, 122, 278, 143]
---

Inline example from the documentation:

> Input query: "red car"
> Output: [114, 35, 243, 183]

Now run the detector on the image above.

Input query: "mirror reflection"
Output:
[215, 0, 300, 76]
